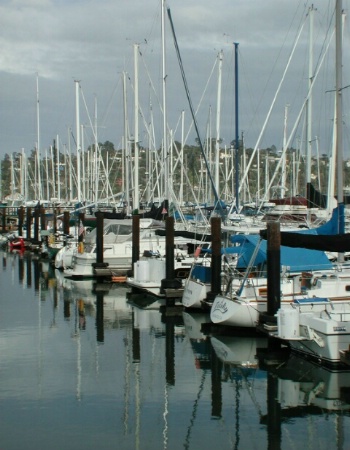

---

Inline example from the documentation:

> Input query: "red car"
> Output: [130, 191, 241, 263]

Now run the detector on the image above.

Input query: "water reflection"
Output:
[182, 311, 212, 370]
[1, 249, 350, 450]
[264, 354, 350, 412]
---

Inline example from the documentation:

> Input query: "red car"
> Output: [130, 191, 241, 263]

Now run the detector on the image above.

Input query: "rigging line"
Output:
[235, 15, 308, 212]
[238, 367, 264, 418]
[183, 55, 218, 145]
[236, 237, 263, 297]
[167, 7, 224, 218]
[124, 73, 158, 147]
[256, 22, 336, 214]
[139, 45, 217, 153]
[183, 370, 207, 450]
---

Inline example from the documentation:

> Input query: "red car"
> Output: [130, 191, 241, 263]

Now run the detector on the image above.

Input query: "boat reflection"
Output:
[183, 311, 212, 369]
[55, 271, 133, 327]
[211, 335, 268, 368]
[263, 353, 350, 412]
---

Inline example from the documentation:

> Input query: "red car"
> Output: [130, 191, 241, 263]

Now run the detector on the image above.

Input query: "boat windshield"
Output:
[104, 224, 133, 244]
[84, 222, 133, 245]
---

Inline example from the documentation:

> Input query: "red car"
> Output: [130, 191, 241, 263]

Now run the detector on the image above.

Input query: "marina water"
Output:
[1, 249, 350, 450]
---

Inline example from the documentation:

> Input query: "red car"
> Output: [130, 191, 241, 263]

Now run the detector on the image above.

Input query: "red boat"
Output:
[9, 237, 26, 252]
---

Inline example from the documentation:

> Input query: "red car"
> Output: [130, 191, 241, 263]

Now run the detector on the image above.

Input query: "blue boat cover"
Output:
[228, 234, 332, 272]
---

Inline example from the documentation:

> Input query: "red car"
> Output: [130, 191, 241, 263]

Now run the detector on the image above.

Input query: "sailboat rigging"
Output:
[166, 7, 225, 218]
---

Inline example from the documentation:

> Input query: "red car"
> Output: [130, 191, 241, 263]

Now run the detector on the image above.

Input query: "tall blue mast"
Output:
[234, 42, 239, 211]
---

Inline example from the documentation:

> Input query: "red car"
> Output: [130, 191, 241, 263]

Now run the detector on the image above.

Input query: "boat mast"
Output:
[335, 0, 344, 234]
[36, 74, 42, 201]
[45, 148, 49, 201]
[280, 104, 289, 199]
[68, 128, 73, 202]
[306, 5, 314, 208]
[94, 95, 99, 206]
[215, 50, 223, 199]
[179, 110, 185, 205]
[234, 42, 239, 211]
[80, 124, 85, 201]
[75, 80, 82, 202]
[56, 135, 61, 202]
[123, 71, 130, 213]
[134, 43, 140, 212]
[51, 144, 55, 200]
[10, 154, 15, 201]
[161, 0, 169, 205]
[20, 148, 25, 201]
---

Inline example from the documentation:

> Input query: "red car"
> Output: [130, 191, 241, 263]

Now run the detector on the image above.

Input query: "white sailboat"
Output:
[270, 0, 350, 368]
[210, 209, 350, 329]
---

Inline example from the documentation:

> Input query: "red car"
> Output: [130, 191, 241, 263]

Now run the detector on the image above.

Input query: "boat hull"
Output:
[278, 308, 350, 367]
[182, 278, 209, 309]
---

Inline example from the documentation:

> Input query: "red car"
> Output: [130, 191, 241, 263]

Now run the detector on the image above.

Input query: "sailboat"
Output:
[209, 226, 350, 328]
[210, 1, 350, 344]
[268, 0, 350, 368]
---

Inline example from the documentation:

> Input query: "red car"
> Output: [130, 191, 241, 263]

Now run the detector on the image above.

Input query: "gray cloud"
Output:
[0, 0, 347, 159]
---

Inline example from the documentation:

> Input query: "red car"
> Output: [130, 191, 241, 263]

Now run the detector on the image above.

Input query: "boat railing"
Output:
[292, 298, 350, 313]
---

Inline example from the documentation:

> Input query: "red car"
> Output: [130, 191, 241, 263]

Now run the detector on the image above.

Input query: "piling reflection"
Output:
[18, 255, 24, 284]
[95, 289, 104, 343]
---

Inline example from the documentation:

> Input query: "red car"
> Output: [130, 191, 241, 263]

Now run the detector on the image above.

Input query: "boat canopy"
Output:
[228, 234, 332, 272]
[259, 205, 348, 252]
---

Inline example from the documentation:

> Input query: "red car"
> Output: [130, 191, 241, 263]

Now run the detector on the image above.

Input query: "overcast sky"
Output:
[0, 0, 349, 159]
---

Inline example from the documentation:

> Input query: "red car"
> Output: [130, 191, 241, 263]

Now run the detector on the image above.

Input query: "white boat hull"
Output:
[276, 305, 350, 366]
[182, 278, 209, 309]
[210, 268, 350, 328]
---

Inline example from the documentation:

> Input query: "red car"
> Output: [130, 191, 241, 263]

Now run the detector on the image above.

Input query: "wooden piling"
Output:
[40, 207, 46, 233]
[53, 208, 57, 234]
[165, 216, 175, 281]
[63, 211, 70, 235]
[266, 221, 281, 317]
[131, 215, 140, 276]
[18, 206, 24, 236]
[33, 208, 40, 243]
[26, 207, 32, 240]
[160, 216, 182, 303]
[92, 211, 108, 272]
[206, 217, 222, 303]
[1, 206, 6, 232]
[256, 221, 286, 358]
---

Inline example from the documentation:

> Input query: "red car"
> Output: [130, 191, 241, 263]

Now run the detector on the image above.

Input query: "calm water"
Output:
[1, 250, 350, 450]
